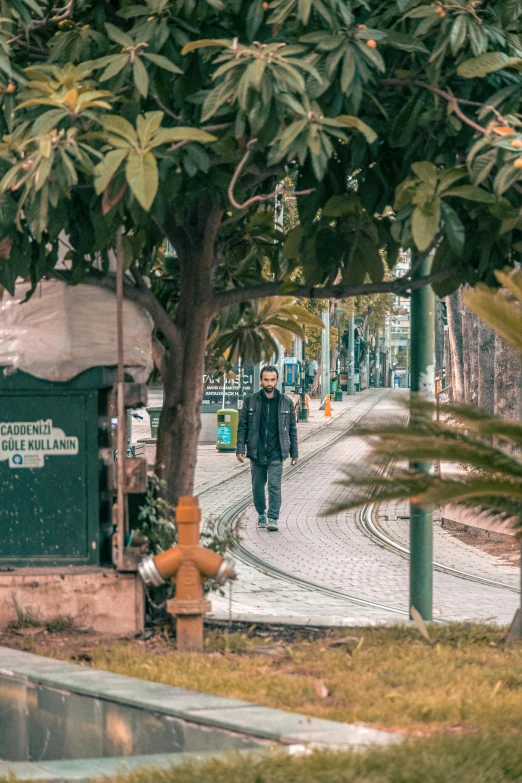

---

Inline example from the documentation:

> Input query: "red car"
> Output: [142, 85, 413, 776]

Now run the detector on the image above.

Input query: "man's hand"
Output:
[237, 453, 246, 463]
[291, 458, 298, 466]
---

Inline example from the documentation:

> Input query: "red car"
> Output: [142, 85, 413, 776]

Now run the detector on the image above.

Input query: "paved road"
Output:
[134, 389, 519, 626]
[199, 390, 518, 626]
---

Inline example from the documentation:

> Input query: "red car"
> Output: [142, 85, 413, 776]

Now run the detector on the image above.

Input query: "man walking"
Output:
[236, 365, 298, 532]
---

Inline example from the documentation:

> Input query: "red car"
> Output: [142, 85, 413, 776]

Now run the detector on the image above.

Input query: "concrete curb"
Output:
[0, 646, 401, 781]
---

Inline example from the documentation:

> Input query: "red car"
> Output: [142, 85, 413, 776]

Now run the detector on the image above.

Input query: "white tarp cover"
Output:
[0, 280, 154, 383]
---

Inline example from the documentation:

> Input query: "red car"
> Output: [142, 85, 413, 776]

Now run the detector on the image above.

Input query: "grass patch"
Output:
[105, 732, 522, 783]
[82, 623, 522, 735]
[1, 733, 520, 783]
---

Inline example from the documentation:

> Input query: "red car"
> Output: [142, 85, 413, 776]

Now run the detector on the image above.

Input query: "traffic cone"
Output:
[324, 395, 332, 417]
[305, 394, 310, 413]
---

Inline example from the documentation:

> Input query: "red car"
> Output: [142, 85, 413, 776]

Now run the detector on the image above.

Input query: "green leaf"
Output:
[94, 149, 128, 195]
[100, 115, 138, 146]
[32, 108, 67, 136]
[443, 185, 496, 203]
[441, 202, 465, 255]
[322, 194, 357, 217]
[411, 161, 437, 188]
[136, 111, 163, 147]
[450, 15, 467, 56]
[493, 164, 522, 196]
[246, 0, 264, 40]
[100, 55, 128, 82]
[150, 127, 217, 147]
[411, 199, 440, 252]
[357, 234, 384, 282]
[282, 225, 303, 259]
[437, 167, 467, 193]
[86, 54, 123, 70]
[181, 39, 229, 55]
[126, 150, 158, 211]
[335, 115, 377, 144]
[298, 0, 313, 24]
[104, 22, 134, 48]
[457, 52, 511, 78]
[133, 56, 149, 97]
[383, 31, 429, 54]
[143, 53, 183, 74]
[340, 48, 355, 93]
[470, 150, 498, 187]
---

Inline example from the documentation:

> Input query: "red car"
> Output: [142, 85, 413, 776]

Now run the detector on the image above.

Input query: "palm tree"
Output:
[206, 297, 323, 371]
[336, 270, 522, 529]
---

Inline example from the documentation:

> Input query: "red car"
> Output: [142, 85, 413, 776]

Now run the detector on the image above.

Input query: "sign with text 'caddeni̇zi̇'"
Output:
[0, 419, 79, 468]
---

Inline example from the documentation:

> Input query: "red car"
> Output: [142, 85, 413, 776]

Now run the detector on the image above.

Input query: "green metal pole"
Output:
[299, 327, 309, 421]
[347, 311, 355, 395]
[409, 254, 435, 622]
[365, 324, 370, 389]
[237, 358, 244, 410]
[335, 321, 343, 401]
[374, 330, 380, 388]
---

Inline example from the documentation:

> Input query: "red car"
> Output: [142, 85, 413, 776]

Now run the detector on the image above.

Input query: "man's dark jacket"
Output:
[236, 390, 298, 461]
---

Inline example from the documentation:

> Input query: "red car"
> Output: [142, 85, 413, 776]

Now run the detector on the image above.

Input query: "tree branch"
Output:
[50, 0, 74, 21]
[151, 334, 168, 374]
[211, 268, 458, 311]
[380, 79, 487, 135]
[127, 266, 182, 353]
[151, 92, 183, 121]
[51, 268, 182, 355]
[228, 139, 314, 211]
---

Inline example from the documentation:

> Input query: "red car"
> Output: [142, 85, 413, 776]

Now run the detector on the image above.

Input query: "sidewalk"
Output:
[134, 390, 519, 627]
[204, 391, 518, 626]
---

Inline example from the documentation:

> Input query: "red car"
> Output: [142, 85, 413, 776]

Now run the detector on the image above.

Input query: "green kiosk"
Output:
[0, 280, 152, 635]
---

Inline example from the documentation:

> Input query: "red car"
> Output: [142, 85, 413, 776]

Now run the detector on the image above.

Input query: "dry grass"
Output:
[107, 732, 522, 783]
[86, 623, 522, 735]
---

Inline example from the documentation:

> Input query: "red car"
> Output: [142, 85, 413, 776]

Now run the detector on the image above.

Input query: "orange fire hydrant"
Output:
[138, 496, 236, 652]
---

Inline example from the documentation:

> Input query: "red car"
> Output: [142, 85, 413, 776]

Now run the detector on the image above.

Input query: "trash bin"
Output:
[216, 408, 238, 452]
[147, 407, 162, 438]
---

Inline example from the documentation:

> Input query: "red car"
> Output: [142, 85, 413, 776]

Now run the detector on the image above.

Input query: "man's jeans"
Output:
[250, 459, 283, 520]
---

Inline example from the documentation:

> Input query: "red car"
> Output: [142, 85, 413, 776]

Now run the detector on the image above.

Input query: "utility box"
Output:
[0, 368, 114, 568]
[216, 408, 238, 452]
[147, 406, 162, 438]
[284, 357, 299, 387]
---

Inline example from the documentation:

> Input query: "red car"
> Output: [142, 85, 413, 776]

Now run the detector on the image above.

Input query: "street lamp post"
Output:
[299, 326, 308, 421]
[409, 254, 435, 622]
[334, 307, 344, 401]
[374, 330, 381, 388]
[321, 308, 330, 402]
[365, 323, 370, 389]
[347, 310, 355, 395]
[237, 358, 244, 410]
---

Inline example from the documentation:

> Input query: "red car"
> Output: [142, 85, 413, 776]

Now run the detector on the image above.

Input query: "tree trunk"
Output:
[155, 203, 223, 507]
[445, 290, 464, 401]
[478, 320, 495, 412]
[310, 358, 322, 396]
[494, 333, 520, 420]
[156, 301, 212, 505]
[469, 310, 479, 405]
[434, 297, 445, 379]
[462, 303, 479, 404]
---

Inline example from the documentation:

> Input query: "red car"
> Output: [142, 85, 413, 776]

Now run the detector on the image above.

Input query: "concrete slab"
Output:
[0, 568, 144, 635]
[0, 645, 401, 772]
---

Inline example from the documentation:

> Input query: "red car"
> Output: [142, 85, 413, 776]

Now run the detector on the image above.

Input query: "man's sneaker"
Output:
[267, 518, 279, 532]
[257, 514, 268, 529]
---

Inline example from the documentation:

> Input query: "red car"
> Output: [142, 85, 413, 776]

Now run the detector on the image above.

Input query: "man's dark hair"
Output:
[261, 365, 279, 379]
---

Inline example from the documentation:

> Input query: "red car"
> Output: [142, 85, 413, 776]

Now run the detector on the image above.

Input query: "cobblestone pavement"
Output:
[135, 390, 519, 626]
[204, 391, 518, 626]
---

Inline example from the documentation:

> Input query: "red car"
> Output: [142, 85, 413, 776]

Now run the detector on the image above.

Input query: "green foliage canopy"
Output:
[0, 0, 521, 304]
